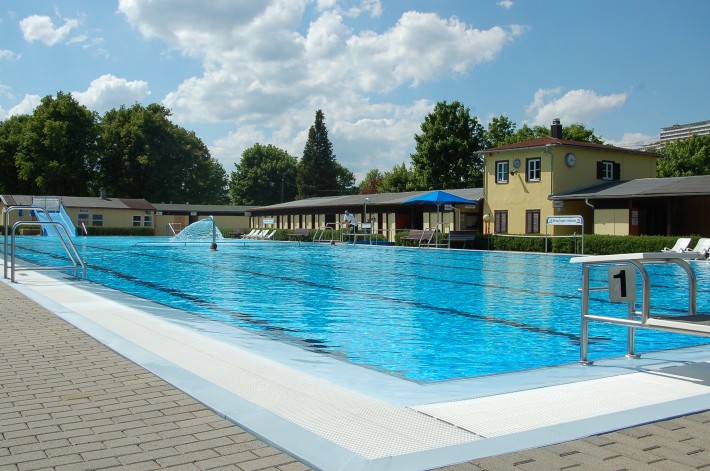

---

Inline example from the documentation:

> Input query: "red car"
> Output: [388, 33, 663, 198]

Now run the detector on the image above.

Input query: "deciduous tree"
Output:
[229, 143, 298, 205]
[14, 92, 98, 195]
[410, 101, 485, 190]
[657, 135, 710, 177]
[97, 103, 227, 203]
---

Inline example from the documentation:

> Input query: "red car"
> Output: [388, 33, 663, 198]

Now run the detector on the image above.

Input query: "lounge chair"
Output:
[242, 229, 259, 239]
[261, 230, 276, 240]
[252, 230, 268, 239]
[685, 238, 710, 259]
[663, 237, 691, 253]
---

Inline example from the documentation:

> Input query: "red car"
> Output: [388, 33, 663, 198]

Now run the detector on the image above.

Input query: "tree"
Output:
[563, 123, 604, 143]
[380, 163, 413, 193]
[297, 110, 340, 198]
[410, 100, 485, 190]
[358, 169, 384, 194]
[229, 143, 298, 205]
[97, 103, 227, 203]
[657, 135, 710, 177]
[485, 115, 517, 148]
[495, 121, 604, 146]
[510, 123, 548, 143]
[14, 92, 98, 195]
[335, 163, 358, 195]
[0, 115, 32, 194]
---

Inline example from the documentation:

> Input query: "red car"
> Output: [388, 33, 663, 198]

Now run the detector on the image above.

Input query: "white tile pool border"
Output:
[5, 270, 710, 471]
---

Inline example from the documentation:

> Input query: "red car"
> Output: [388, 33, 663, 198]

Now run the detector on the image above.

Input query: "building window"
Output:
[597, 160, 621, 181]
[92, 214, 103, 227]
[494, 210, 508, 234]
[526, 158, 541, 182]
[143, 215, 153, 227]
[526, 210, 540, 234]
[133, 216, 141, 227]
[496, 160, 509, 183]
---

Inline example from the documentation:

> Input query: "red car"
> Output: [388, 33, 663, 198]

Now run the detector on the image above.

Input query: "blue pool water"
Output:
[12, 236, 710, 382]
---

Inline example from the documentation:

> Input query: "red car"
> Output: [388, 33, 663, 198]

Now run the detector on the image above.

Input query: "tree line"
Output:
[1, 92, 707, 206]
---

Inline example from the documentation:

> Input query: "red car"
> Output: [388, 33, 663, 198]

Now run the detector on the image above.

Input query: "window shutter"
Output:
[613, 163, 621, 181]
[596, 161, 603, 179]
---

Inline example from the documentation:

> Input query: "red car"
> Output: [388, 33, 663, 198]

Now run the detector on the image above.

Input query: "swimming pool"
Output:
[12, 236, 710, 382]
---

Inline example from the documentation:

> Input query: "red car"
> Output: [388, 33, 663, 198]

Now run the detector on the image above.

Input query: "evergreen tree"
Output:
[297, 110, 339, 198]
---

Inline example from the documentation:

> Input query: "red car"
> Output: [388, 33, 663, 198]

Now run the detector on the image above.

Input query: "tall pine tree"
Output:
[297, 110, 339, 199]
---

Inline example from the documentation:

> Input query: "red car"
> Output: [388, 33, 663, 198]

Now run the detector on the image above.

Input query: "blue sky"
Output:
[1, 0, 709, 182]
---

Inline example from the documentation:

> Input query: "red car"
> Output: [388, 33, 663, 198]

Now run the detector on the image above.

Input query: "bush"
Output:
[486, 234, 696, 255]
[85, 226, 155, 236]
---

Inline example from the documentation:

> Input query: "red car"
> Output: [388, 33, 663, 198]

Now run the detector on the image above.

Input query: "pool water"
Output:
[12, 236, 710, 382]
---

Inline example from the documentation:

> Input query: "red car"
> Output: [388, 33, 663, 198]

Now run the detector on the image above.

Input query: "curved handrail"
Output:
[4, 205, 86, 282]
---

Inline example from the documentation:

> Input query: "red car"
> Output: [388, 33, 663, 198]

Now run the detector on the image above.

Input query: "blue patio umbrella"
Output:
[402, 190, 478, 235]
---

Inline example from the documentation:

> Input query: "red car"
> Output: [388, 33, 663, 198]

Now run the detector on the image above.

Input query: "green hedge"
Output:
[469, 233, 698, 255]
[85, 226, 155, 236]
[393, 230, 700, 255]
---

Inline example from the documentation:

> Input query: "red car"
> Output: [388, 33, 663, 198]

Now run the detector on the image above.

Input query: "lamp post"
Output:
[482, 213, 490, 250]
[363, 197, 370, 224]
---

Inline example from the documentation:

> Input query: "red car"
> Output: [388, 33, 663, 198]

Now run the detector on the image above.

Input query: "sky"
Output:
[1, 0, 709, 183]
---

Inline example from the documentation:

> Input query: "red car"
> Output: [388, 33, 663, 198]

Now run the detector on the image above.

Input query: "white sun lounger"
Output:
[242, 229, 259, 239]
[662, 237, 691, 253]
[685, 238, 710, 259]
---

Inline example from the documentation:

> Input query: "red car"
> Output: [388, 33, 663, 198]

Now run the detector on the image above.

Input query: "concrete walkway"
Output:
[2, 280, 710, 470]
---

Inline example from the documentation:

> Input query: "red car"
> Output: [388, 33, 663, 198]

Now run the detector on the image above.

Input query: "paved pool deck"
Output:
[2, 274, 710, 470]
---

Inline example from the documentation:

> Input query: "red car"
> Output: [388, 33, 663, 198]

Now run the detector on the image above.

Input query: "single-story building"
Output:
[248, 188, 484, 242]
[152, 203, 254, 236]
[551, 175, 710, 236]
[1, 194, 156, 234]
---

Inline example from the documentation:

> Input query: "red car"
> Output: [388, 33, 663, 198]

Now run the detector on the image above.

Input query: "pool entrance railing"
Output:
[3, 205, 86, 282]
[570, 251, 709, 364]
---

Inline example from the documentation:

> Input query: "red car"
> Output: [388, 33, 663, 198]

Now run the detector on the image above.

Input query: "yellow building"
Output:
[482, 120, 658, 236]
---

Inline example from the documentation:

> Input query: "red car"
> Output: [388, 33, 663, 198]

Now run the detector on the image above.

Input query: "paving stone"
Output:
[5, 279, 710, 471]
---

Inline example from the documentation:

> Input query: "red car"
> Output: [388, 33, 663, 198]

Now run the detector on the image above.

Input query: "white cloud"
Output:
[8, 94, 42, 117]
[498, 1, 514, 9]
[72, 74, 150, 113]
[527, 88, 627, 127]
[0, 49, 21, 61]
[19, 15, 80, 46]
[118, 0, 524, 178]
[608, 132, 658, 148]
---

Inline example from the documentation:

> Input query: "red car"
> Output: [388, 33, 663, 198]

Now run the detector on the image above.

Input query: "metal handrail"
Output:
[4, 205, 86, 282]
[571, 253, 700, 364]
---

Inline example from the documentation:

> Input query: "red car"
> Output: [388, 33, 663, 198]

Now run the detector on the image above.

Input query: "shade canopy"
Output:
[401, 190, 478, 206]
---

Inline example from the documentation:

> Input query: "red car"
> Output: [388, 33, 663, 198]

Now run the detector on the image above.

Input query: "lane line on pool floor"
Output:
[7, 270, 710, 471]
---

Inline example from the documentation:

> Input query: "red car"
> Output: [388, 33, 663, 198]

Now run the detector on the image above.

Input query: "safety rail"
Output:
[3, 205, 86, 282]
[569, 252, 705, 364]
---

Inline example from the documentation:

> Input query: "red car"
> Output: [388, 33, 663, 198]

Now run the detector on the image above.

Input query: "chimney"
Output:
[550, 118, 563, 139]
[99, 188, 108, 200]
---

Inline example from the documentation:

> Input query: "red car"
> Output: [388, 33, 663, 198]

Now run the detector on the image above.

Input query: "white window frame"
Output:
[526, 158, 541, 182]
[602, 161, 614, 180]
[496, 160, 509, 183]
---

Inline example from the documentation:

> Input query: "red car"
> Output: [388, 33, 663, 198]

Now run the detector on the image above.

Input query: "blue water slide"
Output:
[32, 205, 77, 237]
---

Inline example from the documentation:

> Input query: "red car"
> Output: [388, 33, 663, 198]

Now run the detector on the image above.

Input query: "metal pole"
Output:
[580, 263, 593, 365]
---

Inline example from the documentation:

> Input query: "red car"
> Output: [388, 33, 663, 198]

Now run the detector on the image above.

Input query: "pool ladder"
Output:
[3, 205, 86, 282]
